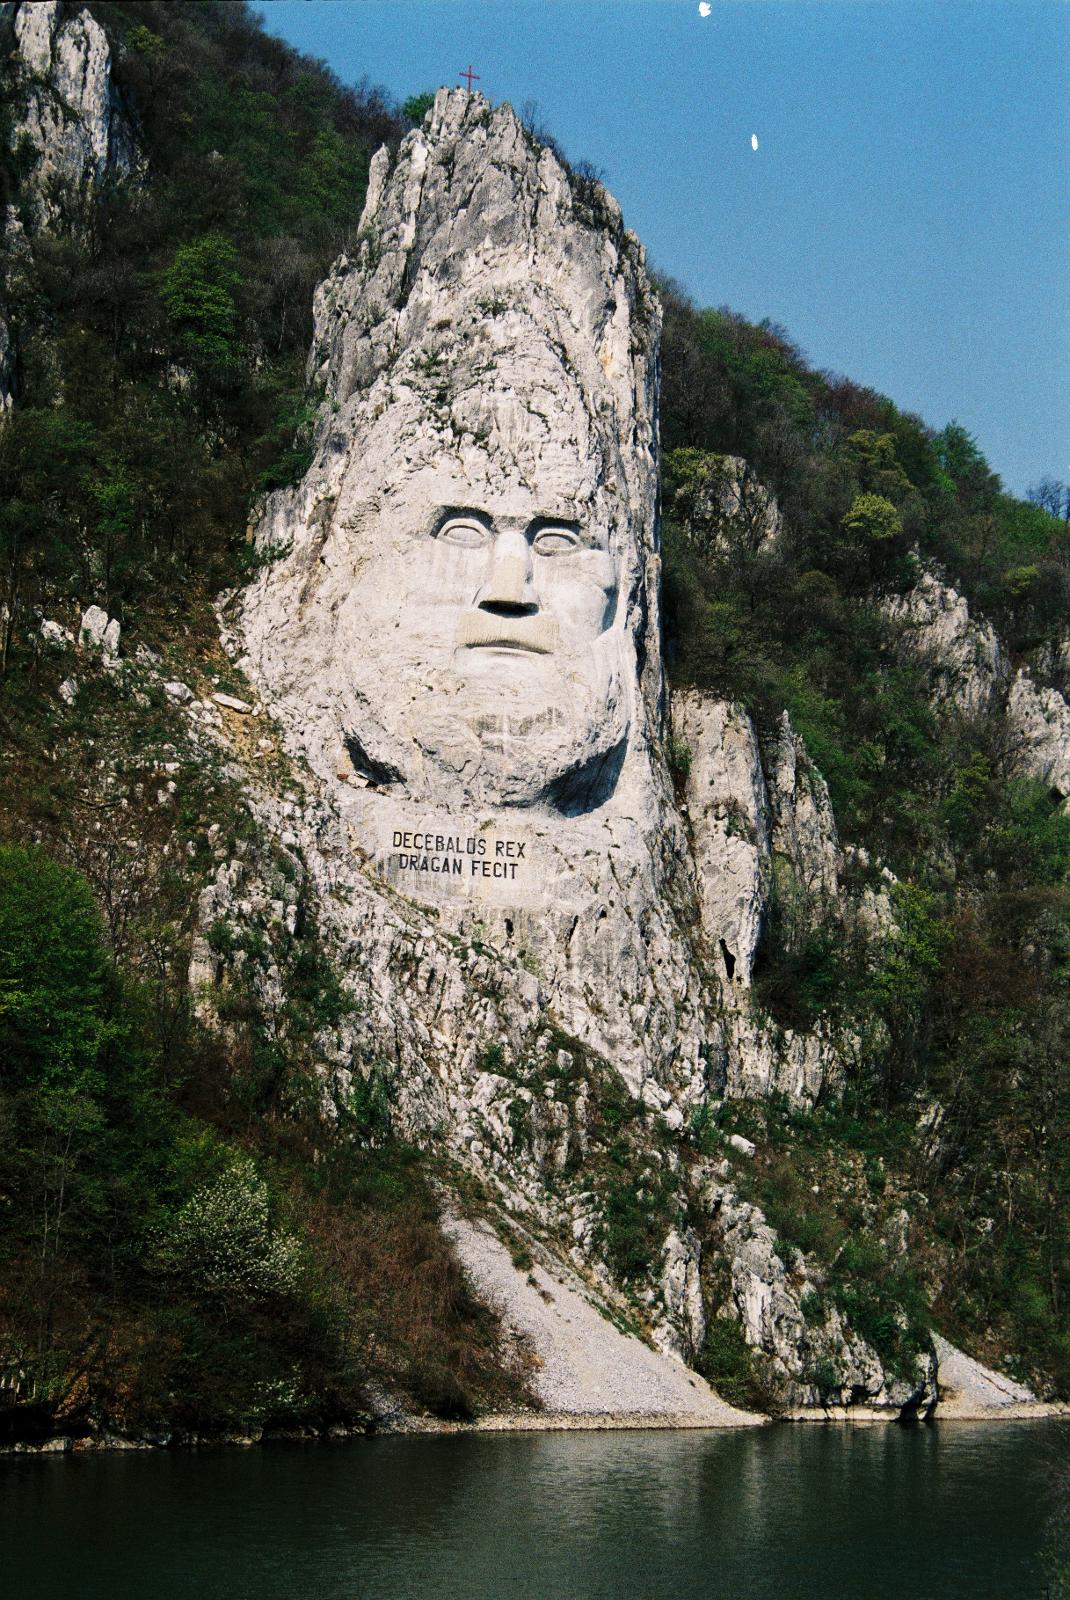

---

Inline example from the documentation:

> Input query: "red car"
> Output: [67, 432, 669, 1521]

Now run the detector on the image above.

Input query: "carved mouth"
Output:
[457, 612, 559, 655]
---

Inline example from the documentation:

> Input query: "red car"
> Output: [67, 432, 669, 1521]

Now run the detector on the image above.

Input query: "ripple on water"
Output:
[1, 1420, 1065, 1600]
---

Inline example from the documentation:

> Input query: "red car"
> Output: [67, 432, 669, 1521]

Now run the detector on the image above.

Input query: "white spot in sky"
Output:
[698, 2, 711, 15]
[751, 134, 759, 151]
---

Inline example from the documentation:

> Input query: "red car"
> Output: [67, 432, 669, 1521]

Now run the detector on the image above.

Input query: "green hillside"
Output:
[0, 0, 1066, 1444]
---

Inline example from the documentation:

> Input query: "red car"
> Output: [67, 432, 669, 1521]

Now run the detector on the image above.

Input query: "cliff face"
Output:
[219, 90, 935, 1412]
[237, 89, 711, 1111]
[0, 1, 137, 409]
[5, 0, 135, 224]
[888, 568, 1070, 806]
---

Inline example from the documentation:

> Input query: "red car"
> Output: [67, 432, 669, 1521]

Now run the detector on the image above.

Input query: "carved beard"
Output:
[344, 633, 631, 812]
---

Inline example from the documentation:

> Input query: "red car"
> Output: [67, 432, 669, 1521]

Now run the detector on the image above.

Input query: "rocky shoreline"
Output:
[4, 1397, 1066, 1457]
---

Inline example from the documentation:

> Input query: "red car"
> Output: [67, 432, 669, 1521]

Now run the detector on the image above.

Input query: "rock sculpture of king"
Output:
[241, 89, 662, 812]
[237, 90, 708, 1097]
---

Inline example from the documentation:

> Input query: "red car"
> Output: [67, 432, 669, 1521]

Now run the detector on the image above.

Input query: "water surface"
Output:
[2, 1421, 1064, 1599]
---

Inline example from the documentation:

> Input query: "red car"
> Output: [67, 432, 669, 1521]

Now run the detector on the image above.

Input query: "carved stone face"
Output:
[319, 376, 630, 809]
[239, 90, 663, 824]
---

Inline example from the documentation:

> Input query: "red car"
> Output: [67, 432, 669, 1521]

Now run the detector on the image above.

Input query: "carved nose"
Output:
[476, 529, 538, 617]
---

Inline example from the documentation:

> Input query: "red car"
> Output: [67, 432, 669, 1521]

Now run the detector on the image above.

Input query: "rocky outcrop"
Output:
[671, 689, 844, 1104]
[79, 602, 119, 661]
[706, 1178, 936, 1412]
[672, 695, 840, 992]
[673, 694, 769, 990]
[666, 450, 782, 555]
[1006, 670, 1070, 801]
[885, 569, 1007, 718]
[0, 3, 137, 410]
[887, 567, 1070, 808]
[767, 712, 840, 905]
[5, 1, 136, 228]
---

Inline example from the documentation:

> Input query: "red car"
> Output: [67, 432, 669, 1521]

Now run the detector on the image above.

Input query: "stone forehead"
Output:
[332, 327, 612, 513]
[400, 283, 618, 385]
[338, 281, 635, 469]
[332, 433, 618, 559]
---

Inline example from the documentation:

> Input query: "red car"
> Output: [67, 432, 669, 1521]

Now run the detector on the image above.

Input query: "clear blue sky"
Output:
[256, 0, 1069, 497]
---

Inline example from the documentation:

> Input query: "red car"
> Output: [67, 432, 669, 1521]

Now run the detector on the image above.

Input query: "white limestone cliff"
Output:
[887, 566, 1070, 807]
[236, 89, 715, 1112]
[5, 1, 136, 227]
[706, 1178, 935, 1412]
[885, 569, 1007, 719]
[0, 2, 137, 409]
[671, 689, 846, 1104]
[1007, 670, 1070, 800]
[219, 91, 937, 1410]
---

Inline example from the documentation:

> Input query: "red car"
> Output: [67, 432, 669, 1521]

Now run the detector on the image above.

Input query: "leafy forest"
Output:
[0, 0, 1067, 1447]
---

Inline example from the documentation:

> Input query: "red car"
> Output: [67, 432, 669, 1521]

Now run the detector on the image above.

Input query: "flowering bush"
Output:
[157, 1157, 305, 1302]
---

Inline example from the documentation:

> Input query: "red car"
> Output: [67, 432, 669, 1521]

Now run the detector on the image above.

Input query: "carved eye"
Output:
[532, 527, 580, 556]
[438, 520, 489, 549]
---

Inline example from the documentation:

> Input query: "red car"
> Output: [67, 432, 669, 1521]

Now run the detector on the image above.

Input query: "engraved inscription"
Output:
[391, 829, 528, 881]
[374, 812, 541, 906]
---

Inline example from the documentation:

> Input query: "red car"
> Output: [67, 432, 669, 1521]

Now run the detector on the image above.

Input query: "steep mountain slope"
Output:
[0, 2, 1066, 1447]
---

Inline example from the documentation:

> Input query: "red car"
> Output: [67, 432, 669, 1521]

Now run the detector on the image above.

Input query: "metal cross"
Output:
[459, 64, 480, 91]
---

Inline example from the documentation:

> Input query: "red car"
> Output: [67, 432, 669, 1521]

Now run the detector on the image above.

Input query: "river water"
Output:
[2, 1421, 1065, 1599]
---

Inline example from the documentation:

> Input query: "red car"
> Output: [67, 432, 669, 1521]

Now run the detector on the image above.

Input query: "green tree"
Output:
[842, 492, 903, 547]
[0, 845, 112, 1093]
[161, 233, 243, 391]
[401, 92, 437, 124]
[942, 751, 992, 850]
[987, 780, 1070, 888]
[156, 1156, 306, 1303]
[0, 411, 96, 668]
[934, 420, 1000, 507]
[842, 430, 914, 502]
[300, 128, 369, 228]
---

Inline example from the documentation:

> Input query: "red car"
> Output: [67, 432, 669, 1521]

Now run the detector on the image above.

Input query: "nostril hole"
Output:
[479, 599, 538, 617]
